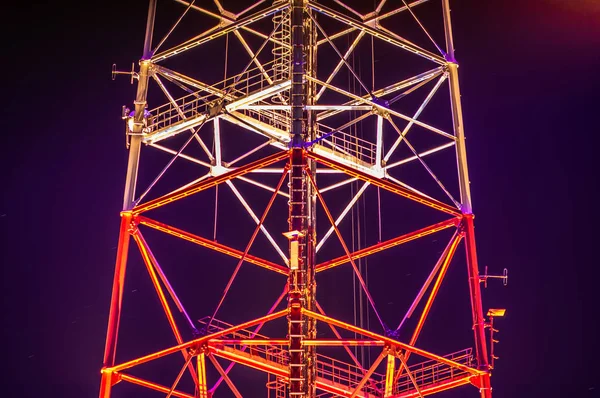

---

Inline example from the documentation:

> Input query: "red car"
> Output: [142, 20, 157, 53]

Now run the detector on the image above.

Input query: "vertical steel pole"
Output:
[304, 6, 318, 398]
[101, 212, 133, 369]
[288, 1, 317, 397]
[197, 352, 209, 398]
[375, 115, 384, 170]
[384, 354, 395, 397]
[442, 1, 491, 396]
[100, 1, 156, 396]
[463, 214, 491, 395]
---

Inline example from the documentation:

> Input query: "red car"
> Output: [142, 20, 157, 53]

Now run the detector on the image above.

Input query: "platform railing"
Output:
[198, 318, 473, 397]
[316, 123, 377, 166]
[198, 317, 383, 396]
[392, 348, 473, 395]
[146, 60, 280, 132]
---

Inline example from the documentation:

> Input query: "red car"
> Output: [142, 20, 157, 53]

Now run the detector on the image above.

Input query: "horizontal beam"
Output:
[105, 309, 287, 373]
[307, 75, 453, 140]
[314, 0, 431, 46]
[117, 373, 195, 398]
[210, 346, 287, 376]
[133, 150, 288, 214]
[307, 151, 460, 216]
[210, 339, 287, 346]
[308, 2, 445, 64]
[152, 2, 288, 62]
[136, 216, 289, 275]
[392, 375, 472, 398]
[317, 68, 443, 121]
[173, 0, 290, 48]
[303, 310, 484, 376]
[211, 346, 372, 398]
[208, 339, 385, 346]
[316, 217, 460, 272]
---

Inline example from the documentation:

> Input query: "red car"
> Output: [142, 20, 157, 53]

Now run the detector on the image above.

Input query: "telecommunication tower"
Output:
[100, 1, 506, 398]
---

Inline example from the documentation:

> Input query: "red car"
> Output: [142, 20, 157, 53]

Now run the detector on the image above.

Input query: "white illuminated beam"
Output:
[384, 142, 455, 171]
[384, 75, 448, 163]
[307, 75, 454, 141]
[237, 176, 289, 198]
[163, 172, 212, 197]
[238, 105, 371, 110]
[319, 177, 358, 193]
[226, 181, 289, 266]
[152, 2, 289, 62]
[316, 182, 370, 253]
[315, 0, 432, 46]
[173, 0, 291, 49]
[386, 174, 436, 201]
[153, 74, 214, 161]
[149, 143, 212, 168]
[144, 80, 291, 145]
[317, 68, 443, 121]
[315, 30, 366, 101]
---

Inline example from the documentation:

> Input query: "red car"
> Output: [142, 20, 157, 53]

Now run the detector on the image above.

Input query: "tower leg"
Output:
[99, 2, 156, 397]
[102, 213, 133, 370]
[442, 1, 491, 395]
[464, 215, 492, 397]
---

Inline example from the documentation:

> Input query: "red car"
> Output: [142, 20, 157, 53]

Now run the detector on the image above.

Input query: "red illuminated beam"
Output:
[306, 151, 461, 216]
[391, 375, 472, 398]
[132, 230, 199, 384]
[210, 345, 288, 377]
[302, 309, 485, 377]
[209, 345, 374, 398]
[116, 373, 195, 398]
[133, 150, 288, 214]
[395, 231, 462, 383]
[316, 217, 461, 272]
[209, 339, 384, 346]
[136, 216, 289, 275]
[105, 309, 287, 373]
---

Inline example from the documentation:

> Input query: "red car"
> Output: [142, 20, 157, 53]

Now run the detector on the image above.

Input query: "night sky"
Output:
[2, 1, 600, 397]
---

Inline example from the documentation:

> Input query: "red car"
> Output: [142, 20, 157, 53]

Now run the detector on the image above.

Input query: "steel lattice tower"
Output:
[100, 1, 505, 397]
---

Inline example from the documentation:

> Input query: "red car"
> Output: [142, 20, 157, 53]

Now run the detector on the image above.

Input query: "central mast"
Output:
[287, 1, 317, 397]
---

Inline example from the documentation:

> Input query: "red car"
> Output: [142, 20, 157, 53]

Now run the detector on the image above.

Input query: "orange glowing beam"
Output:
[385, 354, 395, 397]
[315, 301, 372, 379]
[137, 216, 289, 275]
[302, 309, 484, 376]
[197, 352, 208, 398]
[209, 339, 384, 346]
[305, 339, 385, 346]
[133, 150, 289, 214]
[117, 373, 196, 398]
[210, 346, 288, 376]
[211, 339, 288, 346]
[392, 375, 472, 398]
[349, 350, 387, 398]
[209, 345, 374, 398]
[133, 231, 184, 344]
[410, 232, 462, 346]
[208, 354, 243, 398]
[395, 231, 463, 383]
[102, 212, 133, 368]
[106, 309, 287, 373]
[133, 230, 199, 384]
[306, 151, 461, 216]
[316, 218, 460, 272]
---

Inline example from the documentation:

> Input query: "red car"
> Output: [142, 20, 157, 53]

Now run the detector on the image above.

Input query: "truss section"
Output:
[101, 1, 500, 398]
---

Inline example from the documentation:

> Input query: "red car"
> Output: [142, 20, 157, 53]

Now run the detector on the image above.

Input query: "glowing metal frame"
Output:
[100, 1, 497, 397]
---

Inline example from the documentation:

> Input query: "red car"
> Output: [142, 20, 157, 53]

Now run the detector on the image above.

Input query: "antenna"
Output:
[481, 266, 508, 288]
[111, 62, 137, 84]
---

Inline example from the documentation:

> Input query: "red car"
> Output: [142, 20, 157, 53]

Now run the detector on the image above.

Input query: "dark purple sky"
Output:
[2, 0, 599, 397]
